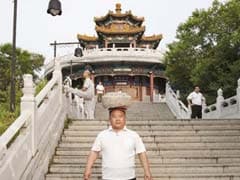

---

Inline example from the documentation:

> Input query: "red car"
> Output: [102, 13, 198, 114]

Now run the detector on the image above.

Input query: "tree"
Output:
[0, 43, 44, 106]
[165, 0, 240, 104]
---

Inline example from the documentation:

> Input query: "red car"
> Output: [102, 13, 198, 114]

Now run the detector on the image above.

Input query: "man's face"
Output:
[110, 109, 126, 130]
[195, 86, 200, 93]
[83, 71, 90, 78]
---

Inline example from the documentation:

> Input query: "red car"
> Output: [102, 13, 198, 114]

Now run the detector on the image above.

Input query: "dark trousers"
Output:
[191, 105, 202, 119]
[97, 93, 103, 103]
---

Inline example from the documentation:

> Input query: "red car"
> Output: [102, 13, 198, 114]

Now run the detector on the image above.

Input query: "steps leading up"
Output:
[45, 102, 240, 180]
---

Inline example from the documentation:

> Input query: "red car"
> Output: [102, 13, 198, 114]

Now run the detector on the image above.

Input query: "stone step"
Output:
[45, 173, 240, 180]
[66, 124, 240, 131]
[48, 164, 240, 174]
[55, 148, 240, 157]
[70, 119, 240, 125]
[61, 135, 240, 143]
[58, 142, 240, 150]
[52, 155, 240, 165]
[63, 129, 240, 137]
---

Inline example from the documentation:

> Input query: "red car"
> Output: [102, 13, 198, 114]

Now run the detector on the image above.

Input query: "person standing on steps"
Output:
[66, 70, 95, 119]
[96, 81, 105, 103]
[187, 86, 205, 119]
[83, 106, 152, 180]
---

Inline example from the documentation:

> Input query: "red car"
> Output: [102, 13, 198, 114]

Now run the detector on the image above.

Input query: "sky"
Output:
[0, 0, 218, 64]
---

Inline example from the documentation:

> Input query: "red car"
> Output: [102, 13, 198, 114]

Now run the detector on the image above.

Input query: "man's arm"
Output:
[84, 151, 99, 180]
[187, 93, 193, 106]
[138, 152, 152, 180]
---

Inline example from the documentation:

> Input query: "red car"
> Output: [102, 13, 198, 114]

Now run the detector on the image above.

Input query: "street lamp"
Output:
[74, 47, 83, 57]
[10, 0, 18, 112]
[47, 0, 62, 16]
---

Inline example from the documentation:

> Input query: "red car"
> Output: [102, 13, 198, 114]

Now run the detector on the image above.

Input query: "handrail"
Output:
[35, 76, 58, 106]
[0, 111, 31, 150]
[165, 82, 190, 119]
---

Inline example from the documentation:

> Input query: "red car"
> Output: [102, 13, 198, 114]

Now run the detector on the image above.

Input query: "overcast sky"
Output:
[0, 0, 219, 63]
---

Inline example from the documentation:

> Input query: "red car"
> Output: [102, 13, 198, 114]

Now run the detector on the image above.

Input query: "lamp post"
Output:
[9, 0, 62, 112]
[9, 0, 18, 112]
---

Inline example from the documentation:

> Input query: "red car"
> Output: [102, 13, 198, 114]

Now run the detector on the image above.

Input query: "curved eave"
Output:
[141, 34, 163, 42]
[95, 25, 145, 35]
[94, 12, 144, 26]
[77, 34, 98, 42]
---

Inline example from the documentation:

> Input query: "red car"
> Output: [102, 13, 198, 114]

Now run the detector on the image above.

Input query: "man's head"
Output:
[83, 70, 91, 78]
[109, 107, 126, 131]
[194, 86, 200, 93]
[99, 81, 102, 85]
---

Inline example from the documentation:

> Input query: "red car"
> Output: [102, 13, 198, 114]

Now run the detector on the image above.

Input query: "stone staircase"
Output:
[45, 102, 240, 180]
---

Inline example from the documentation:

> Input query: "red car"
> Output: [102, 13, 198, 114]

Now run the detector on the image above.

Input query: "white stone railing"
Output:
[165, 82, 191, 119]
[44, 47, 163, 76]
[0, 60, 73, 180]
[203, 78, 240, 119]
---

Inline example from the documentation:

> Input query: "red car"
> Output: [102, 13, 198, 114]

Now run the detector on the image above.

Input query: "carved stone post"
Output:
[216, 88, 224, 118]
[53, 59, 62, 105]
[21, 74, 36, 156]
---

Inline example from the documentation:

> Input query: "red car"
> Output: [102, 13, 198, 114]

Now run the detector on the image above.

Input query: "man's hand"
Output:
[144, 171, 153, 180]
[83, 168, 91, 180]
[138, 152, 152, 180]
[84, 151, 99, 180]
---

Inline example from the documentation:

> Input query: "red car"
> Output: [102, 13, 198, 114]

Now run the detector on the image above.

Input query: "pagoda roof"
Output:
[77, 34, 98, 41]
[95, 24, 145, 35]
[141, 34, 163, 41]
[94, 4, 144, 26]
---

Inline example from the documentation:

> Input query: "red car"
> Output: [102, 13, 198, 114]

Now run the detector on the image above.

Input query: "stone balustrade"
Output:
[165, 82, 191, 119]
[44, 47, 163, 76]
[0, 60, 74, 180]
[203, 78, 240, 119]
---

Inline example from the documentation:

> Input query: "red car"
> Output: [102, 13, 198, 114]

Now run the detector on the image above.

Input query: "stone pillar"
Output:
[216, 88, 224, 118]
[21, 74, 36, 156]
[105, 40, 108, 48]
[150, 72, 154, 102]
[53, 59, 63, 105]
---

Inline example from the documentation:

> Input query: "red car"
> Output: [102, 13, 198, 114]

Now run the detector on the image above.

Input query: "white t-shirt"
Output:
[91, 127, 146, 180]
[83, 78, 94, 99]
[96, 84, 105, 94]
[187, 91, 204, 106]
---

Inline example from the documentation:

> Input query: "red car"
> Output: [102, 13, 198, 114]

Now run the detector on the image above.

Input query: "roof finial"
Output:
[115, 3, 122, 14]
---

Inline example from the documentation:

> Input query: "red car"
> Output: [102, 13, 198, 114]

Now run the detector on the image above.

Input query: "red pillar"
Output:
[150, 72, 154, 102]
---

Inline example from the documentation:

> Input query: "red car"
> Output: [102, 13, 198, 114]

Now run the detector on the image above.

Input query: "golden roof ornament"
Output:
[115, 3, 122, 14]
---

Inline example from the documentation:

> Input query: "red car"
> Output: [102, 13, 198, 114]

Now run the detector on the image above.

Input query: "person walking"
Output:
[83, 106, 152, 180]
[66, 70, 95, 119]
[96, 81, 105, 103]
[187, 86, 205, 119]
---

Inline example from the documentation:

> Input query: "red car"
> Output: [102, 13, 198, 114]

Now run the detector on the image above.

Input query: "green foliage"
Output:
[35, 79, 48, 96]
[165, 0, 240, 104]
[0, 43, 44, 135]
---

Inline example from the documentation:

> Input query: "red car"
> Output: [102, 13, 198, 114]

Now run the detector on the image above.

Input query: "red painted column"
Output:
[150, 72, 154, 102]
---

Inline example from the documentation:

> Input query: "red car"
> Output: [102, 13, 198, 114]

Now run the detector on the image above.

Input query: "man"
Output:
[187, 86, 205, 119]
[67, 70, 95, 119]
[96, 81, 105, 103]
[84, 106, 152, 180]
